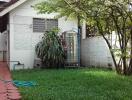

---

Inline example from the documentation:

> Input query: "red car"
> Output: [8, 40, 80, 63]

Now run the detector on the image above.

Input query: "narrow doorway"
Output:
[0, 31, 8, 62]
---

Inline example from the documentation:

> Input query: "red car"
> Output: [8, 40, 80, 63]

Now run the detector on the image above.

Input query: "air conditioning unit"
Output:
[33, 58, 42, 68]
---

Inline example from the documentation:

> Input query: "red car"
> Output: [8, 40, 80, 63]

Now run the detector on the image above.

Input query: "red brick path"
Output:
[0, 62, 21, 100]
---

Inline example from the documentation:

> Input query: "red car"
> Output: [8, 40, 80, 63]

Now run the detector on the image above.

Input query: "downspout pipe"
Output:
[77, 15, 81, 67]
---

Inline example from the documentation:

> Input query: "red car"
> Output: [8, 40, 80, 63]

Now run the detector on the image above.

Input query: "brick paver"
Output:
[0, 62, 21, 100]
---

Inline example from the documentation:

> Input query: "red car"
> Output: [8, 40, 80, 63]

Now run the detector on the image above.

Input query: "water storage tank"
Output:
[62, 31, 78, 66]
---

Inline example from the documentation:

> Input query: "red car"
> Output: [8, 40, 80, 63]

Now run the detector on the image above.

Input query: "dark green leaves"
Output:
[35, 29, 66, 68]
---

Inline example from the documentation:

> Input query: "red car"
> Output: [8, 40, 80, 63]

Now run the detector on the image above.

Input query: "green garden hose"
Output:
[13, 80, 38, 87]
[0, 77, 37, 87]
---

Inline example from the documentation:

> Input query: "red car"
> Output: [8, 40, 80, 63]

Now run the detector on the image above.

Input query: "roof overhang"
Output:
[0, 0, 10, 2]
[0, 0, 27, 17]
[0, 14, 8, 33]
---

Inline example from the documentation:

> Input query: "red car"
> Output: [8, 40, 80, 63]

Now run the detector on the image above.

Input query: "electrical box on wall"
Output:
[34, 58, 42, 68]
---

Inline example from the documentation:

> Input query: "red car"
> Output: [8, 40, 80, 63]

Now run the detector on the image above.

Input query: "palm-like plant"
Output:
[35, 29, 66, 68]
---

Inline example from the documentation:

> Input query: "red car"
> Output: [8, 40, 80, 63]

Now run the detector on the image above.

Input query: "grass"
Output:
[12, 68, 132, 100]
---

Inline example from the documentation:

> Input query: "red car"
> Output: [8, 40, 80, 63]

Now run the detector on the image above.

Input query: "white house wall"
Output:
[81, 37, 115, 68]
[9, 0, 78, 69]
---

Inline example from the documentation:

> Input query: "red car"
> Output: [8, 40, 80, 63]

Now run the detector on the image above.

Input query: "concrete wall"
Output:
[9, 0, 77, 69]
[81, 36, 114, 68]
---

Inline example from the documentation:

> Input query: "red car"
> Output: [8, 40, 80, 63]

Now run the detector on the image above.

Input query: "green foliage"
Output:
[35, 29, 65, 68]
[112, 47, 132, 58]
[34, 0, 131, 37]
[34, 0, 83, 19]
[70, 0, 132, 74]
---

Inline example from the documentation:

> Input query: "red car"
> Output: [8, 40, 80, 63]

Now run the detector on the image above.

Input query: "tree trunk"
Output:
[130, 29, 132, 67]
[127, 28, 132, 74]
[101, 34, 121, 73]
[122, 30, 127, 74]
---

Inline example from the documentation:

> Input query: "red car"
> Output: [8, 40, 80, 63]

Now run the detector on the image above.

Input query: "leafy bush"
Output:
[35, 29, 66, 68]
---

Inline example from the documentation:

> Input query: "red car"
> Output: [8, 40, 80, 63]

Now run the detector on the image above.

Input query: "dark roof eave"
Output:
[0, 0, 19, 12]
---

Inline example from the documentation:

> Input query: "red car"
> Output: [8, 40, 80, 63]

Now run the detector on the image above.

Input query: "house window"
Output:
[86, 25, 97, 37]
[46, 19, 58, 31]
[33, 18, 45, 33]
[33, 18, 58, 33]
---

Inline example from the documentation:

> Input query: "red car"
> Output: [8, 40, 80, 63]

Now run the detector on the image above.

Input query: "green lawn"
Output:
[12, 68, 132, 100]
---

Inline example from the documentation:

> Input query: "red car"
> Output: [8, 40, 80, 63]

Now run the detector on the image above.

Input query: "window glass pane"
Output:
[33, 18, 45, 32]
